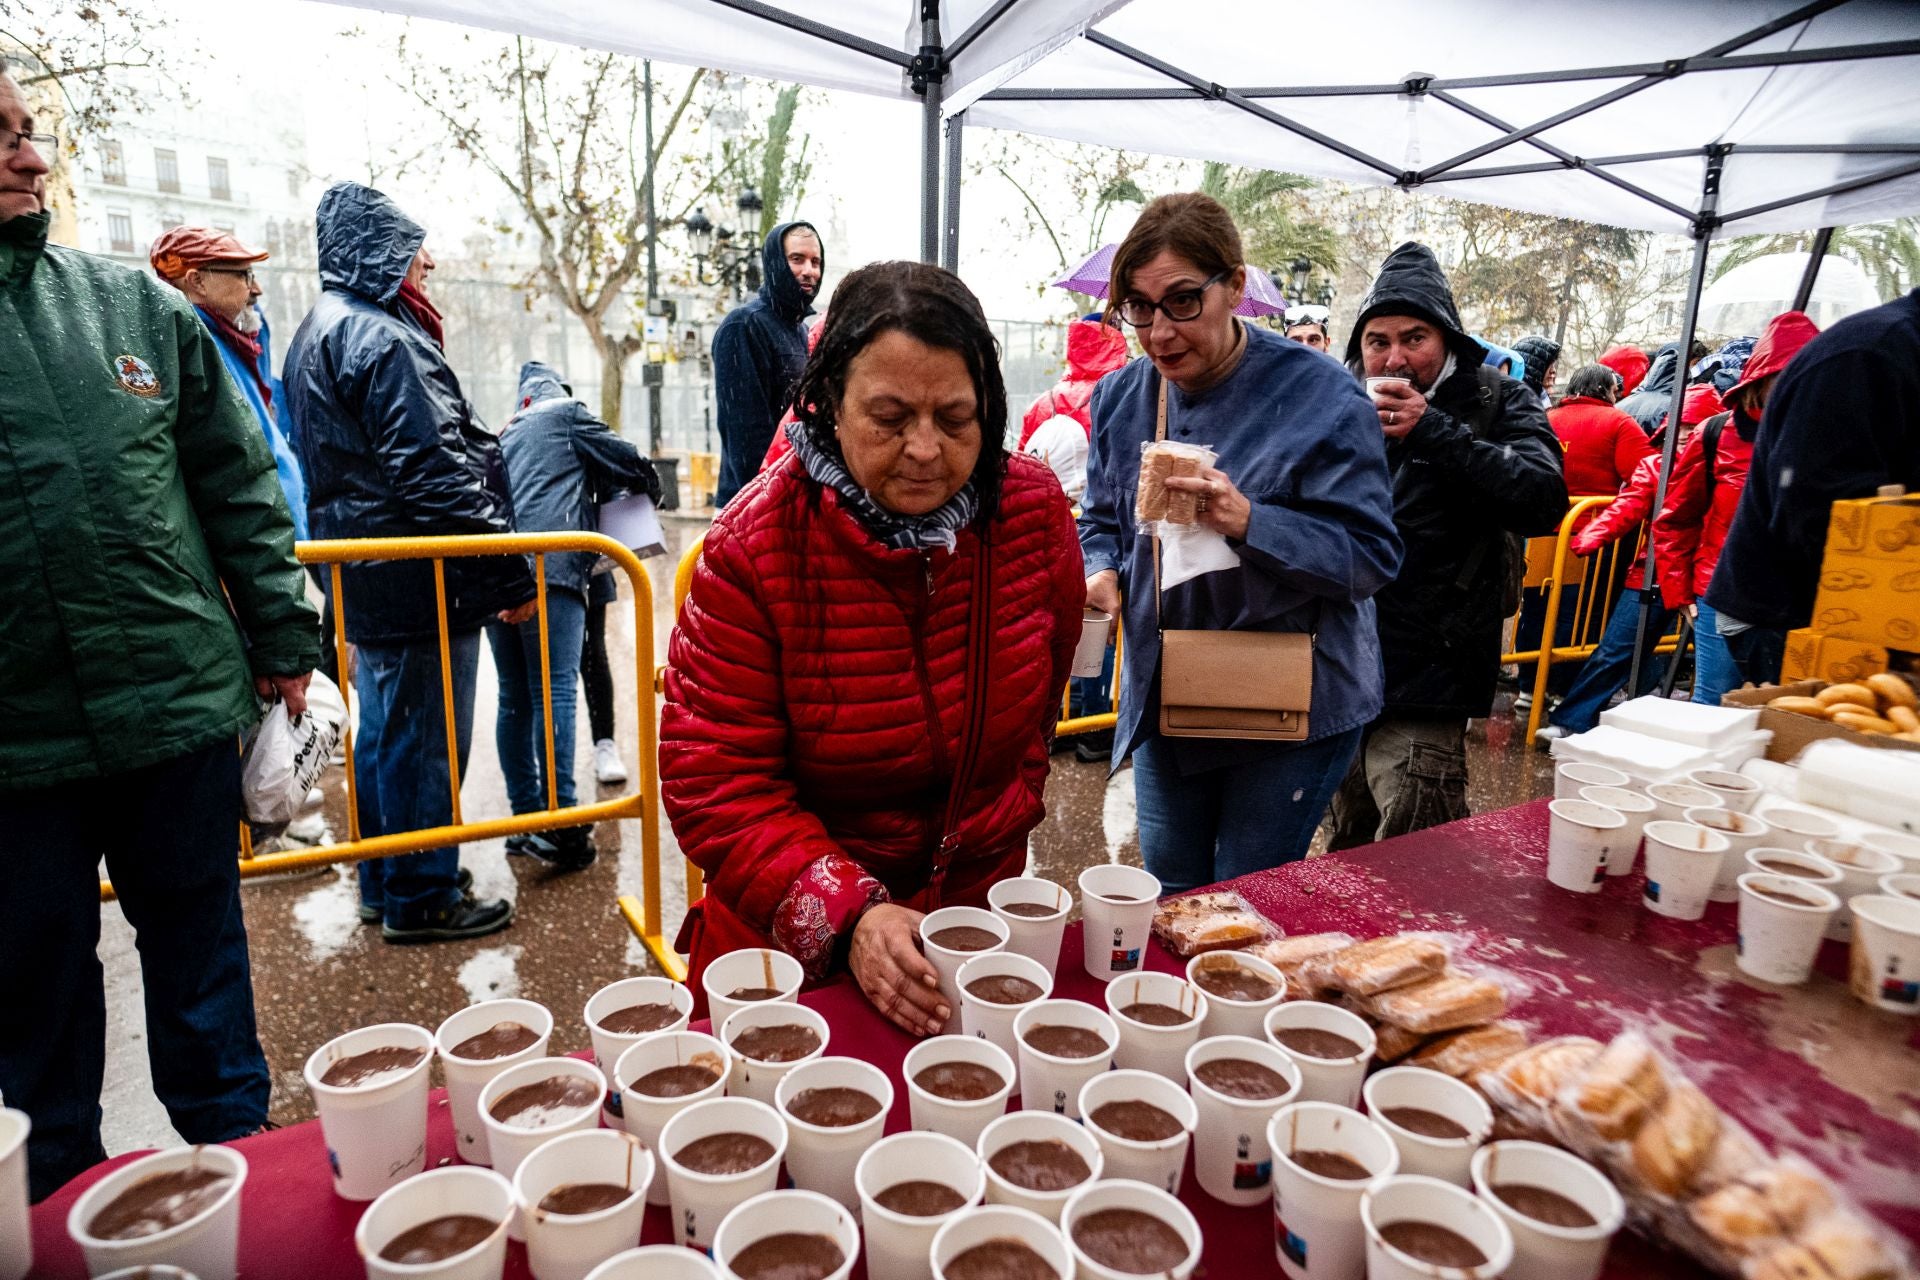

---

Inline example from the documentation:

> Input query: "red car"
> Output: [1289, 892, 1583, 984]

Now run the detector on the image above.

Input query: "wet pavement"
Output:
[94, 516, 1558, 1153]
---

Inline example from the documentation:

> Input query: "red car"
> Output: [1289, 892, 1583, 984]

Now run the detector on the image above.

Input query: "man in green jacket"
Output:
[0, 67, 319, 1201]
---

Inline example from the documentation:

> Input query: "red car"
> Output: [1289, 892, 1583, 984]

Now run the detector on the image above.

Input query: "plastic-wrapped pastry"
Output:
[1361, 970, 1508, 1034]
[1136, 440, 1211, 525]
[1372, 1020, 1430, 1063]
[1689, 1163, 1837, 1257]
[1629, 1082, 1721, 1199]
[1245, 932, 1356, 975]
[1410, 1022, 1530, 1079]
[1150, 891, 1277, 958]
[1477, 1036, 1604, 1122]
[1747, 1215, 1906, 1280]
[1328, 934, 1450, 996]
[1557, 1031, 1669, 1143]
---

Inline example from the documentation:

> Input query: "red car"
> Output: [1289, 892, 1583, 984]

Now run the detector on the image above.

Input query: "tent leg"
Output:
[941, 109, 965, 272]
[1791, 226, 1834, 311]
[917, 2, 945, 264]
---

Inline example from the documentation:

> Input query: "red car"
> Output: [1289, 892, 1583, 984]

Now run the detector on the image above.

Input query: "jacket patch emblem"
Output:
[114, 354, 162, 398]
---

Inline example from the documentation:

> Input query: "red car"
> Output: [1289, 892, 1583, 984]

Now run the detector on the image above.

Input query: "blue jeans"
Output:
[1549, 589, 1675, 733]
[354, 632, 480, 923]
[1691, 602, 1742, 707]
[0, 742, 268, 1201]
[1133, 727, 1365, 894]
[485, 591, 587, 814]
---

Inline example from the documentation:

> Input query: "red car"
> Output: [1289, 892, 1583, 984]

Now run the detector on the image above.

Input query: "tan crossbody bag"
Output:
[1152, 377, 1314, 741]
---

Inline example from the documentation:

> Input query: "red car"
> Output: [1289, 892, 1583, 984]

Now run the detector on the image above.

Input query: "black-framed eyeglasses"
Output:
[2, 127, 58, 157]
[201, 267, 259, 285]
[1116, 271, 1227, 327]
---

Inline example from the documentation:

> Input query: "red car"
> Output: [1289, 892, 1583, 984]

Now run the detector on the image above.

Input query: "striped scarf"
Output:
[785, 419, 978, 552]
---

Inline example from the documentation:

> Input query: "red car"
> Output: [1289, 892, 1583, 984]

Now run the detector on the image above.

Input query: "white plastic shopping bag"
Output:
[241, 670, 347, 831]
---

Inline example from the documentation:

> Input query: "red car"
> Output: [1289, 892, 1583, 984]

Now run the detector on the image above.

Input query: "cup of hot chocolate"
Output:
[1268, 1101, 1401, 1280]
[856, 1131, 988, 1280]
[0, 1108, 27, 1280]
[903, 1035, 1018, 1147]
[584, 1245, 722, 1280]
[921, 907, 1011, 1034]
[721, 1001, 830, 1105]
[1361, 1066, 1493, 1188]
[1077, 1069, 1197, 1195]
[659, 1097, 789, 1251]
[303, 1021, 435, 1200]
[1186, 951, 1286, 1039]
[477, 1057, 608, 1181]
[435, 998, 554, 1166]
[1643, 781, 1722, 827]
[930, 1204, 1072, 1280]
[1263, 1001, 1377, 1109]
[702, 948, 803, 1034]
[1805, 839, 1902, 941]
[1553, 762, 1627, 801]
[1743, 846, 1842, 890]
[1576, 785, 1656, 876]
[957, 951, 1053, 1063]
[1103, 970, 1207, 1081]
[1684, 767, 1762, 813]
[1471, 1140, 1624, 1280]
[1640, 819, 1730, 921]
[66, 1144, 247, 1280]
[1184, 1035, 1301, 1207]
[354, 1165, 513, 1280]
[989, 877, 1073, 979]
[713, 1188, 859, 1280]
[1684, 805, 1774, 904]
[513, 1129, 653, 1280]
[1364, 376, 1412, 406]
[1013, 1000, 1118, 1119]
[774, 1056, 894, 1210]
[1074, 609, 1115, 679]
[1547, 799, 1626, 894]
[1736, 872, 1841, 985]
[612, 1030, 732, 1207]
[1078, 865, 1161, 980]
[584, 977, 694, 1128]
[1061, 1179, 1202, 1280]
[976, 1110, 1104, 1224]
[1361, 1173, 1514, 1280]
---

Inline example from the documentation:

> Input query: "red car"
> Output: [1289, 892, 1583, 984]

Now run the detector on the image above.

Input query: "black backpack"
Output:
[1453, 366, 1530, 616]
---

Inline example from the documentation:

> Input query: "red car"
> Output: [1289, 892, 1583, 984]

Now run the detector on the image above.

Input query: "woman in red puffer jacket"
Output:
[662, 261, 1084, 1036]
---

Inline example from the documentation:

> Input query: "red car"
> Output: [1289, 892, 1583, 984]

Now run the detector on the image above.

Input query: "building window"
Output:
[101, 141, 126, 185]
[108, 211, 134, 253]
[158, 210, 184, 235]
[155, 148, 180, 193]
[207, 157, 231, 201]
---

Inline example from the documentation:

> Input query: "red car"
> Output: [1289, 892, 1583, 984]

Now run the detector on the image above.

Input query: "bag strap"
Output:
[926, 527, 995, 907]
[1699, 411, 1730, 505]
[1151, 375, 1168, 638]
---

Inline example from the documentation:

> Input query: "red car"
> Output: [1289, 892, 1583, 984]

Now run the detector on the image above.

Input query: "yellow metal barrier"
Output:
[100, 531, 684, 981]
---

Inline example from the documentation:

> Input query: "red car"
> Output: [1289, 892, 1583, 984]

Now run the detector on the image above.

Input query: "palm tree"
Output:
[1195, 162, 1339, 283]
[1713, 218, 1920, 301]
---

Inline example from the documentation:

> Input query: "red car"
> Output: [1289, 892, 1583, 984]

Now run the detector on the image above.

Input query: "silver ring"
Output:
[1388, 411, 1397, 425]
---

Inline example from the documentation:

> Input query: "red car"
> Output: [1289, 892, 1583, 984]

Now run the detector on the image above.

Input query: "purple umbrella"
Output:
[1051, 243, 1290, 317]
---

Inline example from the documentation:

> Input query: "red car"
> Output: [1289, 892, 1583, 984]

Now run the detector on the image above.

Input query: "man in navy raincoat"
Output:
[712, 220, 823, 507]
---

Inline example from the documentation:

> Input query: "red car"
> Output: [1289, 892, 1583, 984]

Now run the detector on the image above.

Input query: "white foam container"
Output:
[657, 1097, 788, 1251]
[1797, 739, 1920, 835]
[1553, 725, 1769, 783]
[1601, 695, 1761, 749]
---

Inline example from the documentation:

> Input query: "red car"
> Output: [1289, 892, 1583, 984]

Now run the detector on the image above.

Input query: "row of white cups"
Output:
[1546, 763, 1920, 1004]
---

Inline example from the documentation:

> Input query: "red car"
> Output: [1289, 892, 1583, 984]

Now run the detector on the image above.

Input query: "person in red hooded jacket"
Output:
[661, 261, 1083, 1037]
[1599, 344, 1650, 398]
[1549, 364, 1654, 497]
[1018, 312, 1130, 449]
[1651, 310, 1820, 706]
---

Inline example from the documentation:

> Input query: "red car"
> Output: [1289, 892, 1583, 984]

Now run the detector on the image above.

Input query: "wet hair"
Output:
[1106, 193, 1245, 323]
[790, 260, 1008, 524]
[1565, 364, 1621, 402]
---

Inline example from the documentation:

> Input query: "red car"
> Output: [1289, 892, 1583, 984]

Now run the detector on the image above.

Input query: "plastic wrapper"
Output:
[1327, 934, 1451, 996]
[1245, 933, 1356, 997]
[1357, 969, 1509, 1035]
[1135, 439, 1215, 532]
[1409, 1021, 1529, 1080]
[1371, 1020, 1431, 1063]
[1474, 1035, 1604, 1137]
[1150, 890, 1278, 958]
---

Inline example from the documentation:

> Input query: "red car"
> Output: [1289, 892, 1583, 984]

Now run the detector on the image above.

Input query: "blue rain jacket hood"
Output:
[711, 220, 822, 506]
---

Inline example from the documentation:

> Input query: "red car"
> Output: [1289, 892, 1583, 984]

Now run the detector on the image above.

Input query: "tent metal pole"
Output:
[917, 0, 945, 264]
[701, 0, 915, 65]
[1717, 155, 1920, 225]
[946, 0, 1016, 61]
[942, 109, 965, 272]
[1792, 227, 1835, 311]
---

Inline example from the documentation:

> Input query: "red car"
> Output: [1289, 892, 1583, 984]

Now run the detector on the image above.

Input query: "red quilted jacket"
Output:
[661, 450, 1084, 994]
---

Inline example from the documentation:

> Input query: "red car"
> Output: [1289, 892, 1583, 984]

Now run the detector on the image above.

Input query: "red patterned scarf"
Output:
[197, 305, 272, 413]
[395, 278, 445, 349]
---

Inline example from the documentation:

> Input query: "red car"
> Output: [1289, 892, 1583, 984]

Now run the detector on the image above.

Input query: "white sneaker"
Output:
[593, 739, 628, 785]
[286, 811, 329, 843]
[303, 786, 325, 810]
[1533, 725, 1570, 751]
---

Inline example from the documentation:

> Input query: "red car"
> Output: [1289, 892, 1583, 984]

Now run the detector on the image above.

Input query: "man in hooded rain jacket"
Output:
[0, 66, 318, 1200]
[712, 220, 823, 507]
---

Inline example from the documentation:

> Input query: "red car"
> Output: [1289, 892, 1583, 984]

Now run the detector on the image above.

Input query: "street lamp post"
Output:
[1288, 257, 1313, 306]
[685, 188, 766, 298]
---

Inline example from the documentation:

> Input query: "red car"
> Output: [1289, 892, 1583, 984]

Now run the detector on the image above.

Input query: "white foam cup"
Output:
[976, 1110, 1104, 1223]
[1805, 840, 1902, 941]
[903, 1035, 1018, 1147]
[657, 1096, 788, 1251]
[1186, 951, 1287, 1039]
[1365, 376, 1412, 404]
[435, 998, 555, 1165]
[1763, 807, 1842, 844]
[66, 1144, 246, 1280]
[1074, 609, 1115, 678]
[303, 1021, 434, 1200]
[1684, 806, 1774, 904]
[1361, 1173, 1514, 1280]
[1644, 782, 1723, 826]
[583, 1245, 720, 1280]
[1471, 1140, 1624, 1280]
[1269, 1101, 1401, 1280]
[930, 1205, 1072, 1280]
[1743, 846, 1842, 887]
[1013, 1000, 1118, 1118]
[1103, 970, 1208, 1080]
[95, 1269, 198, 1280]
[1263, 1001, 1377, 1108]
[0, 1109, 26, 1280]
[612, 1031, 731, 1207]
[701, 949, 802, 1035]
[583, 978, 692, 1128]
[1864, 830, 1920, 872]
[1880, 872, 1920, 902]
[512, 1130, 652, 1280]
[988, 877, 1073, 978]
[1576, 786, 1655, 875]
[1547, 799, 1625, 893]
[1184, 1035, 1301, 1206]
[1078, 865, 1161, 980]
[1686, 768, 1764, 814]
[713, 1189, 858, 1280]
[1061, 1179, 1202, 1280]
[920, 907, 1009, 1034]
[774, 1056, 894, 1209]
[1553, 762, 1628, 800]
[720, 1001, 829, 1106]
[855, 1131, 987, 1280]
[1077, 1069, 1196, 1195]
[1362, 1067, 1492, 1187]
[1640, 820, 1729, 921]
[1849, 895, 1920, 1014]
[353, 1165, 513, 1280]
[477, 1057, 607, 1182]
[957, 951, 1052, 1064]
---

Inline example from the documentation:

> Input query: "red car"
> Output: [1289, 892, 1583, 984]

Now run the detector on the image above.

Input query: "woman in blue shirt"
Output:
[1080, 194, 1402, 891]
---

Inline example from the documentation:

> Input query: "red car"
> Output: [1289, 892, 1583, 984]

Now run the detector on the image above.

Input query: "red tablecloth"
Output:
[30, 799, 1920, 1278]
